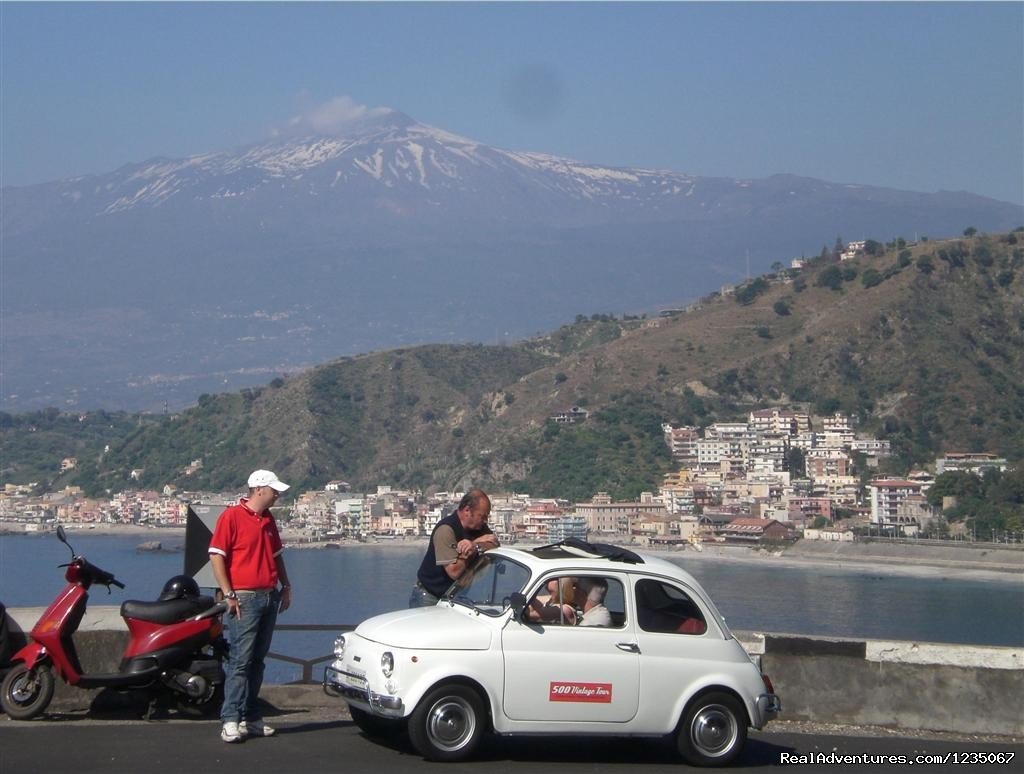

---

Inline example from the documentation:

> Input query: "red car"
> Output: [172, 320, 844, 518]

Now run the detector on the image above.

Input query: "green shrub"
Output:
[862, 268, 883, 288]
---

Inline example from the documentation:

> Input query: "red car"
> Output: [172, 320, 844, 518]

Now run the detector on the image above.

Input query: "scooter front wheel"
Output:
[1, 663, 55, 720]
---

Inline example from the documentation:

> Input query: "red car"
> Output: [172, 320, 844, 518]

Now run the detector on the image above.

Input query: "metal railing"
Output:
[265, 623, 355, 684]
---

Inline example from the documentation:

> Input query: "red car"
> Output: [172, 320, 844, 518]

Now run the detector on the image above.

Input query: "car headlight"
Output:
[333, 635, 346, 659]
[381, 651, 394, 678]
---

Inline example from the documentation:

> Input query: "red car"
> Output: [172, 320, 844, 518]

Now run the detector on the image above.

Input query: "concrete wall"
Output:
[737, 632, 1023, 737]
[5, 607, 1023, 736]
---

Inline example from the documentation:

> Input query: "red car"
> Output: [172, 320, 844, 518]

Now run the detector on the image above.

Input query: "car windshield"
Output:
[443, 554, 532, 616]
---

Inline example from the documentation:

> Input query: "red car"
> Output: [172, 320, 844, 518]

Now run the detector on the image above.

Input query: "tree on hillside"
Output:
[816, 265, 844, 290]
[926, 471, 984, 507]
[864, 240, 884, 257]
[734, 277, 769, 305]
[785, 447, 806, 476]
[926, 469, 1024, 537]
[861, 268, 883, 288]
[963, 226, 978, 238]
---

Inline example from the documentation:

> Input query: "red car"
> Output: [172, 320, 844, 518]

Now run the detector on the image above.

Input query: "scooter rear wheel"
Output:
[175, 682, 224, 718]
[1, 663, 55, 720]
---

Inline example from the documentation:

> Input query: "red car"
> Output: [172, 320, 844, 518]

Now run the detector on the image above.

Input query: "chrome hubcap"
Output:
[425, 697, 476, 752]
[691, 704, 738, 757]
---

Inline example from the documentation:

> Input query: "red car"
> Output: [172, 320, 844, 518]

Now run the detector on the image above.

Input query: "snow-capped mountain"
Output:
[3, 109, 1022, 411]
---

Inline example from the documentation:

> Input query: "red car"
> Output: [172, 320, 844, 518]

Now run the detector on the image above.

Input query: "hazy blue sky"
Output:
[2, 2, 1022, 204]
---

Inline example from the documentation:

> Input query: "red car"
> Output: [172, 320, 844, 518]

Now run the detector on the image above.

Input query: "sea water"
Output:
[2, 533, 1021, 684]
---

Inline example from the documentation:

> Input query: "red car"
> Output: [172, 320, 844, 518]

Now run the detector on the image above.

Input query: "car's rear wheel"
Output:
[407, 683, 485, 761]
[677, 691, 747, 767]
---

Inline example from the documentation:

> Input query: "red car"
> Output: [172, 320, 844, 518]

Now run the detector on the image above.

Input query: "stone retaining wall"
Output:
[4, 607, 1022, 736]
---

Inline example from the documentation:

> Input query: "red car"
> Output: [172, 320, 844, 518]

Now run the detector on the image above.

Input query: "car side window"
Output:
[525, 575, 626, 628]
[634, 579, 707, 635]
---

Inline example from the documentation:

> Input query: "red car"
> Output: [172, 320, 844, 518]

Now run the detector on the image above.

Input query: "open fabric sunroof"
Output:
[529, 537, 644, 564]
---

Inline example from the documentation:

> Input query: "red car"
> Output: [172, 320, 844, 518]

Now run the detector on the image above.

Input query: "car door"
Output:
[500, 573, 640, 722]
[633, 577, 732, 717]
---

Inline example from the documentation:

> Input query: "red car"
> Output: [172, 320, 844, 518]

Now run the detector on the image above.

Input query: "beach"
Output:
[5, 520, 1020, 583]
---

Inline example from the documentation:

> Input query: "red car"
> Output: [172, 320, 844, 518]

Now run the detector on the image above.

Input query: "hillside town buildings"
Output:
[2, 409, 1010, 544]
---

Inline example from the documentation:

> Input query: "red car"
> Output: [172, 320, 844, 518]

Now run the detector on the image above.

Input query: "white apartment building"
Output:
[851, 439, 892, 456]
[749, 434, 788, 472]
[822, 413, 853, 432]
[869, 479, 926, 526]
[697, 439, 737, 468]
[660, 486, 696, 514]
[812, 476, 860, 505]
[791, 431, 818, 452]
[819, 429, 856, 449]
[748, 408, 810, 436]
[706, 422, 757, 443]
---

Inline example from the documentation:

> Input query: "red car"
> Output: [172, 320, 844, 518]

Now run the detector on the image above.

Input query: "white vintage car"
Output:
[324, 539, 780, 766]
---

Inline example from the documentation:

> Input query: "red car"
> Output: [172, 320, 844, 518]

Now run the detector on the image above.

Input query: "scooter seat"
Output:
[121, 596, 216, 624]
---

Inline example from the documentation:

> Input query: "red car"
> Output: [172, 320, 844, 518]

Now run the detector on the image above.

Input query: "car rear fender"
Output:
[669, 677, 755, 734]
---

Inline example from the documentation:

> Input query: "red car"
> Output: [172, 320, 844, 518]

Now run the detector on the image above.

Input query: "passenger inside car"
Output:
[575, 578, 612, 627]
[527, 577, 579, 625]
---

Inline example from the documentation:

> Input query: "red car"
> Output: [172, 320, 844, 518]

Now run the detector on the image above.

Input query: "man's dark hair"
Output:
[458, 488, 489, 511]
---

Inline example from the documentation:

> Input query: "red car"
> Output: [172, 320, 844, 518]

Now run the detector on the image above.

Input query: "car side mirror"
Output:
[508, 592, 527, 618]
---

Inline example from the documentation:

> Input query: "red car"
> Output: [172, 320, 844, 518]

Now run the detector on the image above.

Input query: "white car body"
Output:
[325, 541, 780, 765]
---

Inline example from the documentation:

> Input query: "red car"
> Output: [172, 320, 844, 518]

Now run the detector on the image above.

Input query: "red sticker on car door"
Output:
[549, 682, 613, 703]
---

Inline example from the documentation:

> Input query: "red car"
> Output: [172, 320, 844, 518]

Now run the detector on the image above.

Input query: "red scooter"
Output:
[1, 526, 227, 720]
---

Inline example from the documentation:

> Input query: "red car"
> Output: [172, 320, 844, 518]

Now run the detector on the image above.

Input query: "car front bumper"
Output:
[323, 664, 405, 715]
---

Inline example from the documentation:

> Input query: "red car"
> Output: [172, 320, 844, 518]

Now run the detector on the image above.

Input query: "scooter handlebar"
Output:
[65, 556, 125, 590]
[86, 561, 122, 590]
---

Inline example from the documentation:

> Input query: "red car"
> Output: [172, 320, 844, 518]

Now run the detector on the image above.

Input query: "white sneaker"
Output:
[239, 719, 276, 737]
[221, 721, 244, 743]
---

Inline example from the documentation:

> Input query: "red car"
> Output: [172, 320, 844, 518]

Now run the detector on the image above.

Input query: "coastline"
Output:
[3, 521, 1021, 583]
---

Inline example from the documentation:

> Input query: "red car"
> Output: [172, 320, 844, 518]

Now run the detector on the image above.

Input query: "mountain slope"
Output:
[4, 232, 1021, 499]
[3, 110, 1022, 412]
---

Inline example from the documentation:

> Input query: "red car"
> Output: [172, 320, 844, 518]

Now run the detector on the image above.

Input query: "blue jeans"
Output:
[408, 584, 439, 608]
[222, 589, 279, 723]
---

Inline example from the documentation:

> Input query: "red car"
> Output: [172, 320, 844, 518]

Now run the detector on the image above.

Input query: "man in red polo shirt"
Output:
[209, 469, 293, 743]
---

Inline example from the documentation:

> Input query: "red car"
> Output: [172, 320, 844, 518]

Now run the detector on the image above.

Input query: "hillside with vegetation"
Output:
[2, 230, 1022, 504]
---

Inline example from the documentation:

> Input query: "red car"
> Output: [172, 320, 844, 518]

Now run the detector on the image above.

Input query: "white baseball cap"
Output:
[247, 469, 290, 492]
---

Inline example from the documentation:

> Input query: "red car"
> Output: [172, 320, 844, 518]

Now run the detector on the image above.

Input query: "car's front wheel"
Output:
[677, 691, 747, 767]
[407, 683, 486, 761]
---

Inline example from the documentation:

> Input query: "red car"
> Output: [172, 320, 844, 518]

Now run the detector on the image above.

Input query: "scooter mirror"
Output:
[56, 525, 75, 559]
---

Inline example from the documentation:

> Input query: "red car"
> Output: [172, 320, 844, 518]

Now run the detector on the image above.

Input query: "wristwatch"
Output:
[226, 591, 238, 600]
